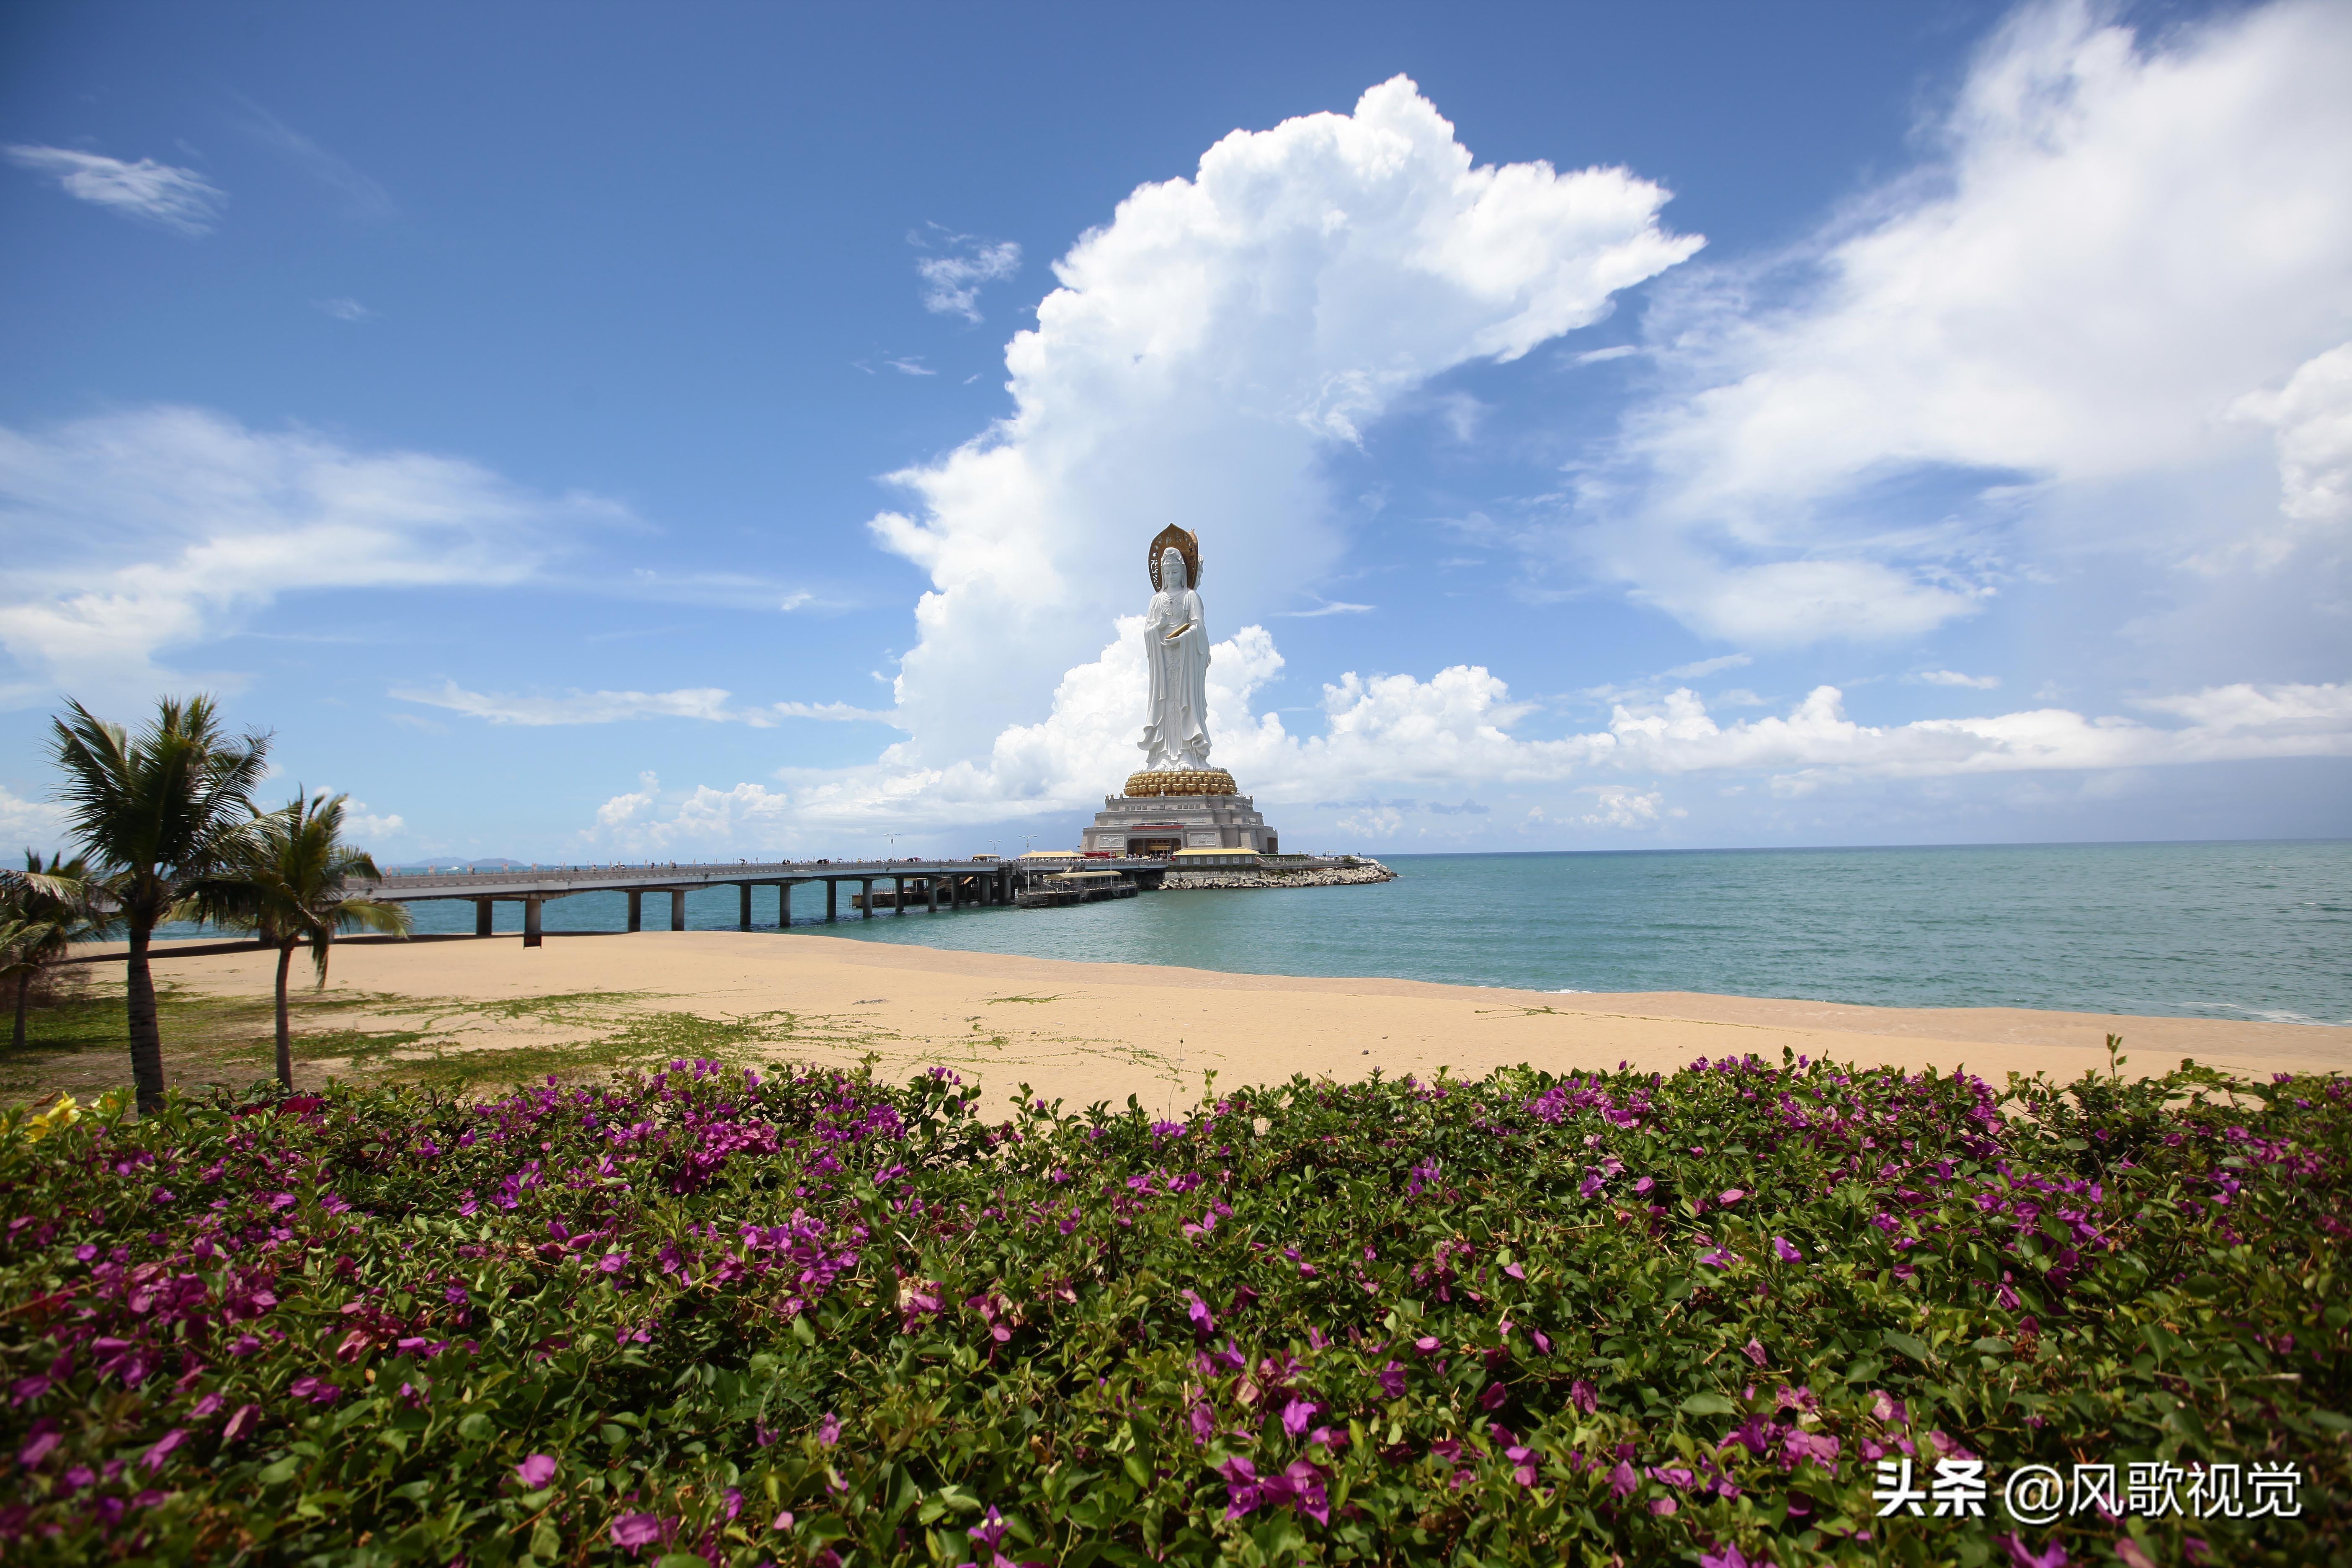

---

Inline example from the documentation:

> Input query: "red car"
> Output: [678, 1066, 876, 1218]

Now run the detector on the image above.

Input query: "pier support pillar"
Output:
[670, 890, 687, 931]
[475, 900, 494, 937]
[739, 882, 753, 931]
[928, 876, 940, 913]
[860, 879, 874, 919]
[523, 898, 543, 949]
[826, 880, 838, 923]
[780, 882, 792, 929]
[627, 891, 642, 933]
[894, 875, 906, 915]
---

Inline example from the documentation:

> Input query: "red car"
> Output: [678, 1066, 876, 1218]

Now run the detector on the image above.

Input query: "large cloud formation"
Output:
[867, 76, 1701, 768]
[1583, 0, 2352, 644]
[575, 23, 2352, 852]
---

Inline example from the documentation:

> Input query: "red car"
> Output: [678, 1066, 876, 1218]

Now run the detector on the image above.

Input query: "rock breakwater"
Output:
[1163, 860, 1394, 891]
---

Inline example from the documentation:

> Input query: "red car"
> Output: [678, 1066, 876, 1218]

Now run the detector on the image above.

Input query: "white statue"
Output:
[1140, 544, 1212, 770]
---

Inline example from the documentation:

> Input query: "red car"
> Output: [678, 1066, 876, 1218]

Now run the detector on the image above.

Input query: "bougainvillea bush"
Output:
[2, 1051, 2345, 1567]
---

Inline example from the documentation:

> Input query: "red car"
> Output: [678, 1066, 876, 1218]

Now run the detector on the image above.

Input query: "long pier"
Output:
[357, 858, 1169, 947]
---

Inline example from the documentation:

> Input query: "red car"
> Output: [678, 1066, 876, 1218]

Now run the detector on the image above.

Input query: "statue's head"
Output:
[1160, 547, 1187, 591]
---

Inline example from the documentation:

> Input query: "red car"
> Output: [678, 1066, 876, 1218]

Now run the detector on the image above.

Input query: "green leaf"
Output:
[1882, 1331, 1933, 1365]
[1679, 1392, 1738, 1417]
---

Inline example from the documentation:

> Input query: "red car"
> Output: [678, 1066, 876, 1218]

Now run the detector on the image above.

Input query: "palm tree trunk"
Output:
[125, 919, 165, 1115]
[274, 942, 295, 1091]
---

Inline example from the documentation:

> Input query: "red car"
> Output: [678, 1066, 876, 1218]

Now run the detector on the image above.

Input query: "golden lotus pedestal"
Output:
[1122, 769, 1238, 797]
[1082, 771, 1279, 857]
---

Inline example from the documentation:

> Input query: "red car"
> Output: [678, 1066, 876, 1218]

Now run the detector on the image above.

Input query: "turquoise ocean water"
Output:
[364, 841, 2351, 1025]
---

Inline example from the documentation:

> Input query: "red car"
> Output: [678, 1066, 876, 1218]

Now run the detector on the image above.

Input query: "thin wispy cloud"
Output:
[5, 145, 226, 235]
[885, 357, 936, 377]
[0, 406, 614, 693]
[1275, 599, 1377, 618]
[912, 225, 1022, 322]
[390, 681, 904, 729]
[233, 96, 395, 221]
[1918, 669, 2001, 689]
[313, 297, 374, 322]
[1664, 652, 1751, 679]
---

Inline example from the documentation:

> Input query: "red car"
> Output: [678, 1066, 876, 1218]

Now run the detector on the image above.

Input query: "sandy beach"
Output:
[61, 930, 2352, 1110]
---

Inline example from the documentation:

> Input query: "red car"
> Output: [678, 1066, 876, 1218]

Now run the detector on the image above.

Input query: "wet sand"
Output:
[88, 930, 2352, 1111]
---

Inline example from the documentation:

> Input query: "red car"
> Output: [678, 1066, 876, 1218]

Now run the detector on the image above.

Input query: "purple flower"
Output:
[771, 1509, 795, 1532]
[140, 1428, 186, 1473]
[222, 1404, 259, 1443]
[1717, 1188, 1746, 1205]
[1413, 1335, 1442, 1355]
[1569, 1379, 1598, 1413]
[1378, 1360, 1407, 1398]
[1698, 1545, 1760, 1568]
[1609, 1460, 1639, 1500]
[968, 1505, 1010, 1554]
[598, 1252, 627, 1274]
[1181, 1289, 1215, 1336]
[1744, 1337, 1768, 1367]
[2000, 1534, 2069, 1568]
[1771, 1235, 1803, 1264]
[609, 1513, 664, 1551]
[16, 1421, 60, 1469]
[1221, 1456, 1262, 1519]
[816, 1411, 841, 1445]
[1279, 1398, 1319, 1438]
[516, 1454, 557, 1488]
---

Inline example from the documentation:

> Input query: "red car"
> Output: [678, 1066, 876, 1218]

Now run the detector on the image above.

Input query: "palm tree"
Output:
[189, 790, 410, 1090]
[0, 850, 99, 1051]
[49, 696, 271, 1114]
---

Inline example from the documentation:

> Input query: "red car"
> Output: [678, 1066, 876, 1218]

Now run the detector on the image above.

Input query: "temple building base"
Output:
[1081, 777, 1280, 857]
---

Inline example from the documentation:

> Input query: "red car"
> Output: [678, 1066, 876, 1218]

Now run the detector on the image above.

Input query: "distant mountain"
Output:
[378, 858, 531, 873]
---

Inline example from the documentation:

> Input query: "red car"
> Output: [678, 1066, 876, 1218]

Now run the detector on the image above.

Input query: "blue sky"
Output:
[3, 0, 2348, 861]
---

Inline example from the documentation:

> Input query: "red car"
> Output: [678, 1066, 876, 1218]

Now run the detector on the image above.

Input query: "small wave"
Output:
[2208, 1003, 2345, 1026]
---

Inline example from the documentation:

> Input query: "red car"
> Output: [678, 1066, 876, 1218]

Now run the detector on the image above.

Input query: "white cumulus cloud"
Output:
[867, 75, 1700, 778]
[1577, 786, 1668, 830]
[0, 783, 71, 854]
[2229, 340, 2352, 566]
[6, 144, 226, 235]
[1580, 0, 2352, 643]
[583, 772, 794, 854]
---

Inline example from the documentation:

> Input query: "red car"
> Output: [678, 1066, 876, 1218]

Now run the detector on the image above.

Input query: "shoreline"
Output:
[43, 931, 2352, 1110]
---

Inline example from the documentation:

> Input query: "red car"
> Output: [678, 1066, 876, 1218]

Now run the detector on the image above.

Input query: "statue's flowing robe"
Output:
[1140, 584, 1211, 769]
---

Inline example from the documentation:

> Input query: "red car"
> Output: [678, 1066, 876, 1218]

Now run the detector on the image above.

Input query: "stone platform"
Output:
[1081, 786, 1280, 856]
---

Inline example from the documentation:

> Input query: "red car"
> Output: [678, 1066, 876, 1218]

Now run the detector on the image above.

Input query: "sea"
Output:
[347, 840, 2351, 1026]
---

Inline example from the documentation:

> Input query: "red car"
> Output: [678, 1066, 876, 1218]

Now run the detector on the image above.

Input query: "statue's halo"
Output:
[1146, 525, 1201, 593]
